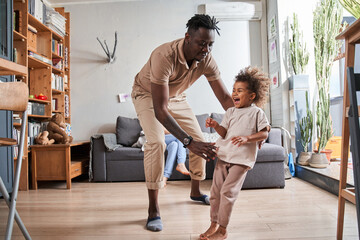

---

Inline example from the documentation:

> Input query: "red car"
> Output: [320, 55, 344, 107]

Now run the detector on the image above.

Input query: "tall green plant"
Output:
[316, 88, 333, 151]
[299, 91, 313, 152]
[289, 13, 309, 75]
[338, 0, 360, 18]
[313, 0, 342, 152]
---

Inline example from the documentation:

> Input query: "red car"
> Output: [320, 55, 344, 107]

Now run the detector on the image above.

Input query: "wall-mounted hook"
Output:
[97, 31, 118, 64]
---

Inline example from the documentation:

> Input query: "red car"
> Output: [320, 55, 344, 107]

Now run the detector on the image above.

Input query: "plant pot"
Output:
[298, 152, 312, 166]
[314, 149, 333, 164]
[309, 153, 328, 168]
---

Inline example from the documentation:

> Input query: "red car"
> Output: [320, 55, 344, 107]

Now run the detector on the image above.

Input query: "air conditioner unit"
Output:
[204, 2, 262, 21]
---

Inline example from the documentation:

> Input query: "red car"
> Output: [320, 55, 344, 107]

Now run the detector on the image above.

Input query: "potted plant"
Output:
[298, 91, 313, 166]
[309, 0, 342, 168]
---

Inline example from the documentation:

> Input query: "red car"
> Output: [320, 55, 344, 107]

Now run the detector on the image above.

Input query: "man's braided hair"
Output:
[186, 14, 220, 36]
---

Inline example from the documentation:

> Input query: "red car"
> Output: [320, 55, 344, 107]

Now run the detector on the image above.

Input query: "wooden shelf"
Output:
[9, 4, 71, 191]
[28, 56, 51, 69]
[28, 14, 64, 41]
[52, 67, 63, 74]
[0, 57, 27, 76]
[13, 122, 21, 127]
[13, 30, 27, 41]
[28, 98, 51, 104]
[28, 13, 50, 32]
[52, 89, 64, 94]
[28, 114, 51, 118]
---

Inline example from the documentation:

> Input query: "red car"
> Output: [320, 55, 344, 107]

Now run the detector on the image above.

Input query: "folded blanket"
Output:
[89, 133, 122, 181]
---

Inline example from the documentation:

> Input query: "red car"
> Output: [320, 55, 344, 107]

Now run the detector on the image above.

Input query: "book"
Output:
[13, 10, 20, 32]
[28, 51, 52, 65]
[52, 58, 63, 70]
[13, 48, 17, 63]
[12, 127, 19, 158]
[28, 24, 38, 33]
[34, 0, 44, 23]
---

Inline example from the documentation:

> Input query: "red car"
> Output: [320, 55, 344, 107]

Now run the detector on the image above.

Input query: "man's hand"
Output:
[187, 140, 217, 162]
[231, 136, 249, 147]
[205, 118, 218, 128]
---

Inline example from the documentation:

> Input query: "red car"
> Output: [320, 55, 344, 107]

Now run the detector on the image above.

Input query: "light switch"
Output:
[118, 93, 130, 103]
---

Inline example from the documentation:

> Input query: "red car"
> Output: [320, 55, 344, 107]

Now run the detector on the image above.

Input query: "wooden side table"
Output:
[31, 141, 90, 189]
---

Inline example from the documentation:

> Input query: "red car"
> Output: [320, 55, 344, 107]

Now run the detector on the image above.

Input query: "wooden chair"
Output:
[0, 82, 31, 240]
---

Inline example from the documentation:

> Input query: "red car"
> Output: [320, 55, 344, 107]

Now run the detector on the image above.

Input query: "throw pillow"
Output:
[116, 116, 142, 146]
[196, 113, 211, 133]
[210, 113, 224, 133]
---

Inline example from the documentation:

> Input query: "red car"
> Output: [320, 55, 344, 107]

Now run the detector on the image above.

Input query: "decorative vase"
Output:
[314, 149, 333, 164]
[309, 153, 328, 168]
[298, 152, 312, 166]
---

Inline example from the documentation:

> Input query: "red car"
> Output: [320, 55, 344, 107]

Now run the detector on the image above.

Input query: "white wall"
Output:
[62, 0, 264, 140]
[266, 0, 319, 133]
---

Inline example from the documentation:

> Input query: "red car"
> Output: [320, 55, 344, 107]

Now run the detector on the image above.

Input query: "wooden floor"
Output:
[0, 178, 358, 240]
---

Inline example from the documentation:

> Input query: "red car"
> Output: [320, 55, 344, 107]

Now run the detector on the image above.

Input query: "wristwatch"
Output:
[183, 136, 193, 148]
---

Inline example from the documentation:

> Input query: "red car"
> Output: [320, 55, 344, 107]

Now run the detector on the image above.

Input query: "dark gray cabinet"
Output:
[0, 0, 14, 195]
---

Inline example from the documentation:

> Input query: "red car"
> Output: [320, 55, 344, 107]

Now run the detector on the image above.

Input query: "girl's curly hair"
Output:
[234, 66, 270, 108]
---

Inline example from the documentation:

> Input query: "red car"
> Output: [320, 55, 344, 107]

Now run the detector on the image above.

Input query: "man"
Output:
[131, 14, 233, 232]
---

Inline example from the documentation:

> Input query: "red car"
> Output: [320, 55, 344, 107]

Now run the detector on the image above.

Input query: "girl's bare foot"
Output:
[199, 222, 218, 240]
[206, 226, 227, 240]
[176, 163, 190, 175]
[163, 177, 168, 186]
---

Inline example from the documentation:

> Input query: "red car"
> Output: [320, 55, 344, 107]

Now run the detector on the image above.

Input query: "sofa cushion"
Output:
[107, 147, 144, 161]
[196, 114, 211, 133]
[116, 116, 142, 146]
[256, 143, 286, 163]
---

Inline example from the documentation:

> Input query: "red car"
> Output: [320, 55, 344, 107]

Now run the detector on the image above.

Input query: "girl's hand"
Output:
[231, 136, 249, 147]
[206, 118, 218, 128]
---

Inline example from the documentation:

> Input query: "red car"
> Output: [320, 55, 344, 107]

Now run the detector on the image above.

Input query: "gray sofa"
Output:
[90, 113, 286, 189]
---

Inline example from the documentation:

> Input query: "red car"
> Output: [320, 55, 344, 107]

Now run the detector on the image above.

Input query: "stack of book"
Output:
[51, 73, 64, 91]
[12, 127, 20, 158]
[28, 0, 46, 24]
[45, 5, 66, 37]
[28, 121, 48, 146]
[64, 47, 69, 68]
[13, 113, 21, 124]
[28, 50, 52, 65]
[65, 94, 70, 117]
[13, 10, 22, 32]
[52, 98, 58, 111]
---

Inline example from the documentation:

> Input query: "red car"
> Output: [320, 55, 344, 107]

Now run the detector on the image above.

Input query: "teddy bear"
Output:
[35, 131, 55, 145]
[47, 113, 73, 144]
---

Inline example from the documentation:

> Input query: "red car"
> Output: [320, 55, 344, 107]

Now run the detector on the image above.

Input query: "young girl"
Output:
[200, 66, 271, 240]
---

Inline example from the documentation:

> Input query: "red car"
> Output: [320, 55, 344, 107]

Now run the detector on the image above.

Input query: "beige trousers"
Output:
[210, 159, 249, 227]
[132, 93, 206, 190]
